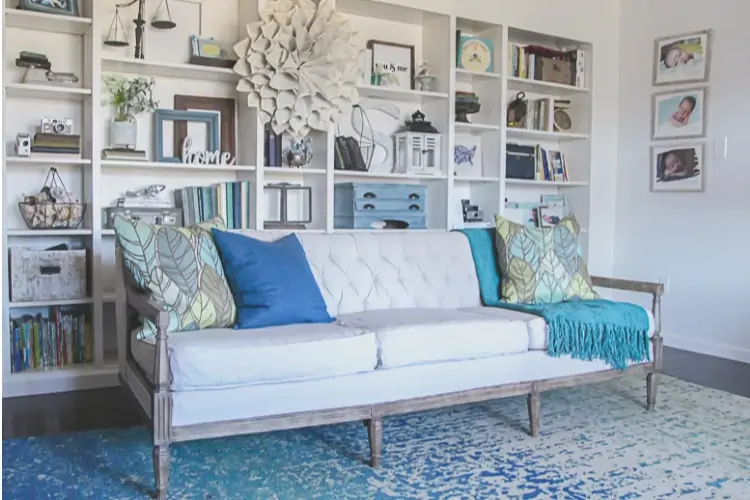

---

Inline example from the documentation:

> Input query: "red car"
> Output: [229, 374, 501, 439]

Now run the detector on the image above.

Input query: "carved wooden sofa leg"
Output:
[646, 372, 660, 411]
[366, 417, 383, 468]
[152, 312, 172, 499]
[647, 301, 663, 411]
[527, 385, 540, 437]
[153, 445, 170, 500]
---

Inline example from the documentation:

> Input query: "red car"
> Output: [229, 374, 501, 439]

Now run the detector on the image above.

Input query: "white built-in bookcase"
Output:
[1, 0, 593, 397]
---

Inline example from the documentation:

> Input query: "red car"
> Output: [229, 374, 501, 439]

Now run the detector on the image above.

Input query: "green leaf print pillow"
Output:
[494, 214, 598, 304]
[114, 215, 237, 339]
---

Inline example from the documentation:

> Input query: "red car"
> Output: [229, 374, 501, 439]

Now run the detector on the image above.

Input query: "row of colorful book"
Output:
[10, 309, 92, 373]
[174, 180, 253, 228]
[533, 146, 569, 182]
[509, 43, 586, 88]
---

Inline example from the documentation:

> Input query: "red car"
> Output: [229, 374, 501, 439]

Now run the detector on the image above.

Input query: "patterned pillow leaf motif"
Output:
[114, 216, 236, 338]
[494, 214, 598, 304]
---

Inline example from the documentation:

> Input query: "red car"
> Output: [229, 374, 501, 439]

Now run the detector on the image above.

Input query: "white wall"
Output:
[381, 0, 622, 277]
[616, 0, 750, 362]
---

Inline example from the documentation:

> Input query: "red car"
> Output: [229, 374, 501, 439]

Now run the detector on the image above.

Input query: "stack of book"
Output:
[455, 91, 479, 108]
[32, 133, 81, 155]
[175, 180, 253, 229]
[9, 308, 92, 373]
[101, 148, 147, 161]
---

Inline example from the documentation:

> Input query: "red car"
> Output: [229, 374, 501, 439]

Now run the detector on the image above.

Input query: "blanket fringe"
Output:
[547, 317, 651, 370]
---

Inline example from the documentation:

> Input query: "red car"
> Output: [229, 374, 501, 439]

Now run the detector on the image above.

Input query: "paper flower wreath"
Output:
[233, 0, 362, 137]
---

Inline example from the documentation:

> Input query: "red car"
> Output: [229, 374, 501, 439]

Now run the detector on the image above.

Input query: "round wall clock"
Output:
[460, 38, 492, 73]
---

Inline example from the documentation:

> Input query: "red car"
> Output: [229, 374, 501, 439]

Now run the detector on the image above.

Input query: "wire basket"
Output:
[18, 202, 87, 230]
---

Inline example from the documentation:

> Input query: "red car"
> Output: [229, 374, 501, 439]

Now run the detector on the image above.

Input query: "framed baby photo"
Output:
[651, 87, 706, 140]
[650, 143, 705, 193]
[536, 205, 566, 227]
[653, 29, 711, 86]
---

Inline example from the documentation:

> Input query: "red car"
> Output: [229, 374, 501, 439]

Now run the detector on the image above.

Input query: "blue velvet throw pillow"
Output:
[211, 230, 334, 329]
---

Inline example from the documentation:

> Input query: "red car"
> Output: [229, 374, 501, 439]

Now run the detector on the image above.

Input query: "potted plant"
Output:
[103, 75, 158, 150]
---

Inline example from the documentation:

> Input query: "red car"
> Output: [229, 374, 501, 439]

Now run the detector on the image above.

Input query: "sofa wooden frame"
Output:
[115, 249, 664, 500]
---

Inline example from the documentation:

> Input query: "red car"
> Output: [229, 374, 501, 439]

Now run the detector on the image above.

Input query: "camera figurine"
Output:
[41, 117, 73, 135]
[461, 199, 484, 223]
[15, 133, 31, 157]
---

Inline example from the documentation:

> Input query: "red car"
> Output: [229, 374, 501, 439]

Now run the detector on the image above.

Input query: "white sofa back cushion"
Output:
[233, 231, 482, 316]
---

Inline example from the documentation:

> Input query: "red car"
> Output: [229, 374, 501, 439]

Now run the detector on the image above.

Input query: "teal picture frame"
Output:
[154, 109, 220, 163]
[19, 0, 79, 17]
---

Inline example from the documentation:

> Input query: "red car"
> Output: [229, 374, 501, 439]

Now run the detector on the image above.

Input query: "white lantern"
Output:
[393, 131, 442, 176]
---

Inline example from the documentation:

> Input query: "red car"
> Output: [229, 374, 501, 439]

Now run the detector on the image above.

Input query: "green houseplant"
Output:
[103, 76, 158, 150]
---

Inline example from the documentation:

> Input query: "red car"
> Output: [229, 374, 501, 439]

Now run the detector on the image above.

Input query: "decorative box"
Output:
[535, 57, 574, 86]
[10, 247, 87, 302]
[334, 182, 427, 230]
[104, 206, 182, 228]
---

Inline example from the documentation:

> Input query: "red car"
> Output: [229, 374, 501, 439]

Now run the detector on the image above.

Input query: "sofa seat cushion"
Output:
[459, 305, 656, 350]
[336, 308, 529, 369]
[131, 322, 377, 391]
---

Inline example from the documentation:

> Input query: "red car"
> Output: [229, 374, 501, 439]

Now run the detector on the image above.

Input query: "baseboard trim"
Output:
[664, 335, 750, 365]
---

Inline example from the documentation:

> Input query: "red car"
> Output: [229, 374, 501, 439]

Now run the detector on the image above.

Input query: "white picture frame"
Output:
[650, 143, 705, 193]
[652, 87, 706, 140]
[453, 133, 482, 177]
[653, 29, 711, 86]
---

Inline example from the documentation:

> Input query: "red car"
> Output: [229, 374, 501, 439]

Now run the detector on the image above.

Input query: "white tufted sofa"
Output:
[116, 230, 664, 500]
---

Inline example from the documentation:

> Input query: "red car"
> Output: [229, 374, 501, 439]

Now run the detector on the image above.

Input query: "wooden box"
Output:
[10, 247, 87, 302]
[334, 182, 427, 230]
[534, 57, 574, 86]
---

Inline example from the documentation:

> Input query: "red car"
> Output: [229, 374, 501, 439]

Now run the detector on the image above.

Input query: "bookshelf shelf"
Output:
[357, 84, 449, 102]
[455, 68, 503, 83]
[5, 83, 92, 100]
[507, 76, 590, 95]
[6, 156, 91, 165]
[4, 8, 93, 35]
[9, 297, 94, 308]
[264, 166, 327, 175]
[505, 179, 589, 187]
[506, 128, 590, 141]
[101, 160, 257, 172]
[7, 229, 93, 237]
[454, 176, 500, 183]
[455, 122, 502, 133]
[3, 361, 118, 398]
[101, 56, 238, 82]
[333, 170, 448, 181]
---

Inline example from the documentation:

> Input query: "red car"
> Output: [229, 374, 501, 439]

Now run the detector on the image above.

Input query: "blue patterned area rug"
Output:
[3, 375, 749, 499]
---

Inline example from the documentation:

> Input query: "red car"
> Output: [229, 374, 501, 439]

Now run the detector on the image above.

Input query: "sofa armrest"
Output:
[590, 276, 664, 297]
[125, 285, 170, 331]
[590, 275, 663, 362]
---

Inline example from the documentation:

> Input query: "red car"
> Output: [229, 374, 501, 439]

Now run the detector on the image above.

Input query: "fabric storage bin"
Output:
[10, 247, 87, 302]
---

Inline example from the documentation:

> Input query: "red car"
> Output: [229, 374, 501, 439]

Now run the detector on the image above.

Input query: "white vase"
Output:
[110, 120, 137, 149]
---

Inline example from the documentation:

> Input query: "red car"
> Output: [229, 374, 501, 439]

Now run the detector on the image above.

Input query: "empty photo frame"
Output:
[154, 108, 220, 163]
[173, 95, 236, 157]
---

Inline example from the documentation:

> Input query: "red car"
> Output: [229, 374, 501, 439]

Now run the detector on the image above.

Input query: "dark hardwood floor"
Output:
[3, 346, 749, 440]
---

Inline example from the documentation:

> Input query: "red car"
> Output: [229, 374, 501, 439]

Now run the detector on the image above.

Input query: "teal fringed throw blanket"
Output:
[458, 228, 650, 370]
